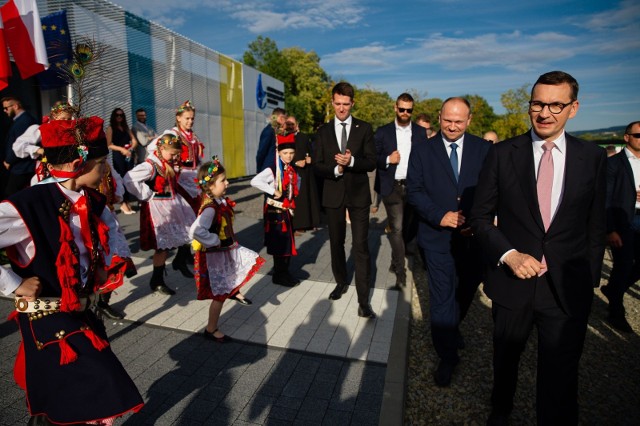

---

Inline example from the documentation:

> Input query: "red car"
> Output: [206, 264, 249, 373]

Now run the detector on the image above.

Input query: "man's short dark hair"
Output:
[332, 82, 355, 100]
[1, 96, 22, 108]
[625, 121, 640, 134]
[532, 71, 579, 101]
[272, 107, 286, 116]
[415, 113, 431, 123]
[135, 108, 146, 114]
[396, 93, 414, 103]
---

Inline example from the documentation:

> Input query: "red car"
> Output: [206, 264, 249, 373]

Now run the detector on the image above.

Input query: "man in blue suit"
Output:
[374, 93, 428, 287]
[256, 108, 286, 173]
[601, 120, 640, 333]
[2, 97, 38, 197]
[407, 97, 491, 386]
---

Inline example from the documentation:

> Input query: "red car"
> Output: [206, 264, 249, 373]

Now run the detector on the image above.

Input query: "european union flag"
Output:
[37, 10, 72, 90]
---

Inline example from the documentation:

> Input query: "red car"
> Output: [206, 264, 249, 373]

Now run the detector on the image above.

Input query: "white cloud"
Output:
[111, 0, 365, 32]
[576, 0, 640, 31]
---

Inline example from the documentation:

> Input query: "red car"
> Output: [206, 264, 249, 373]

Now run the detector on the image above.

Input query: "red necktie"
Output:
[72, 195, 93, 252]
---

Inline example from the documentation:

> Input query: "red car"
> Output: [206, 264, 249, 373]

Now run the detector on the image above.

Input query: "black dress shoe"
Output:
[607, 313, 633, 333]
[329, 284, 348, 300]
[203, 328, 232, 343]
[433, 360, 456, 387]
[357, 303, 376, 319]
[151, 284, 176, 295]
[230, 294, 252, 305]
[96, 301, 125, 320]
[172, 261, 194, 278]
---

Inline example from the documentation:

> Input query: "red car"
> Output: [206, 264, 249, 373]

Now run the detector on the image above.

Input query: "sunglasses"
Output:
[3, 104, 14, 110]
[398, 107, 413, 113]
[115, 113, 125, 117]
[627, 133, 640, 138]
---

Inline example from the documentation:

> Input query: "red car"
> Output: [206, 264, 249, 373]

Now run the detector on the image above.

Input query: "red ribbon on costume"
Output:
[281, 165, 298, 210]
[56, 216, 81, 312]
[72, 195, 93, 253]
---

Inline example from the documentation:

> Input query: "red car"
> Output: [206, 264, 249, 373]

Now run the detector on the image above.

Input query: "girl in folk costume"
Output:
[190, 157, 265, 342]
[0, 117, 143, 425]
[173, 100, 205, 213]
[250, 132, 300, 287]
[124, 132, 196, 295]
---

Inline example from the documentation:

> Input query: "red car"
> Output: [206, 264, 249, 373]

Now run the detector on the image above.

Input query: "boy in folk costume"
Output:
[124, 131, 196, 295]
[0, 117, 143, 425]
[251, 132, 301, 287]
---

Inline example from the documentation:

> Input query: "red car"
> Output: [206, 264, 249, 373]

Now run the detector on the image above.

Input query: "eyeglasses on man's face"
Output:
[3, 104, 15, 111]
[528, 101, 574, 114]
[397, 107, 413, 113]
[627, 133, 640, 138]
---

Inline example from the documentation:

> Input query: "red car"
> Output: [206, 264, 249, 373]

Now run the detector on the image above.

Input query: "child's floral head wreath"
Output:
[176, 100, 195, 114]
[196, 155, 222, 188]
[156, 130, 181, 148]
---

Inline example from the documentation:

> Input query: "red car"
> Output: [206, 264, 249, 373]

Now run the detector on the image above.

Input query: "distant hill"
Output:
[573, 125, 625, 138]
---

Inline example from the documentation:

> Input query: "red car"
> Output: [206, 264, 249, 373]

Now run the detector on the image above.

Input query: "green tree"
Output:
[351, 86, 395, 131]
[493, 84, 530, 139]
[413, 97, 443, 132]
[280, 47, 331, 133]
[463, 94, 497, 137]
[242, 36, 291, 88]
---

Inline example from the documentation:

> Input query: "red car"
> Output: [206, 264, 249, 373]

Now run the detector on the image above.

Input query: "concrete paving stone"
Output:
[179, 398, 218, 422]
[203, 407, 242, 425]
[267, 405, 298, 422]
[199, 384, 230, 404]
[255, 384, 282, 398]
[274, 395, 304, 410]
[237, 394, 276, 424]
[295, 397, 329, 422]
[321, 408, 352, 425]
[327, 394, 357, 413]
[281, 372, 315, 398]
[307, 377, 338, 400]
[221, 388, 253, 412]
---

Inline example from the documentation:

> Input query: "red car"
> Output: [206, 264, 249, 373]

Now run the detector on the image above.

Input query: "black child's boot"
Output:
[272, 256, 298, 287]
[150, 265, 176, 295]
[96, 292, 125, 320]
[284, 256, 300, 285]
[172, 245, 194, 278]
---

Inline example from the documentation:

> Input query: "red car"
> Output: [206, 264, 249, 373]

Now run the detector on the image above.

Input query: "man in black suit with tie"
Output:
[470, 71, 607, 425]
[407, 97, 491, 386]
[374, 93, 428, 288]
[600, 120, 640, 333]
[314, 82, 376, 318]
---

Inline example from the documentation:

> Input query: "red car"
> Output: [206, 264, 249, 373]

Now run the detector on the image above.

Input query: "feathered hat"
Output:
[39, 116, 108, 165]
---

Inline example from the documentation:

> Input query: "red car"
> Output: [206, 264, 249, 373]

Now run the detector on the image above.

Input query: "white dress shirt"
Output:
[531, 129, 566, 222]
[442, 135, 465, 176]
[333, 116, 354, 175]
[393, 121, 412, 180]
[624, 147, 640, 209]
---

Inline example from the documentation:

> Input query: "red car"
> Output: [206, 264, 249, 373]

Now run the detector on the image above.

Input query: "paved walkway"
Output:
[0, 179, 411, 425]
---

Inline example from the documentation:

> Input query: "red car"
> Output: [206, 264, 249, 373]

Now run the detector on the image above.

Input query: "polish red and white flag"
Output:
[0, 18, 11, 90]
[1, 0, 48, 79]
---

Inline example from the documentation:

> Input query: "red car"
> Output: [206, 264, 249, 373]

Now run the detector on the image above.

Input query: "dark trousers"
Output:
[607, 226, 640, 314]
[325, 203, 371, 304]
[382, 183, 408, 278]
[422, 236, 482, 364]
[491, 274, 589, 425]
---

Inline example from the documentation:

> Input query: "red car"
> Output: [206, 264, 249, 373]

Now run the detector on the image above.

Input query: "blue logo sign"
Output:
[256, 74, 267, 110]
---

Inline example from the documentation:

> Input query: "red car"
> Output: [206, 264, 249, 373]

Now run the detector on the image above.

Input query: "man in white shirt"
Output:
[132, 108, 156, 164]
[374, 93, 428, 287]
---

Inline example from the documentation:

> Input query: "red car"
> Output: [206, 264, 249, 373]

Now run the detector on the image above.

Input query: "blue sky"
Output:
[112, 0, 640, 132]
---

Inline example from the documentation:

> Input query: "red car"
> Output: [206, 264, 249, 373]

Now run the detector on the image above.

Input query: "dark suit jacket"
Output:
[469, 132, 607, 316]
[374, 121, 428, 197]
[407, 132, 491, 252]
[606, 150, 637, 234]
[5, 111, 38, 175]
[256, 124, 276, 172]
[314, 117, 376, 208]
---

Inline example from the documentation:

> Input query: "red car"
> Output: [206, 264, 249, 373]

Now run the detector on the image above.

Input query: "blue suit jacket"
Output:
[256, 124, 276, 173]
[5, 111, 38, 175]
[374, 121, 428, 197]
[407, 132, 491, 252]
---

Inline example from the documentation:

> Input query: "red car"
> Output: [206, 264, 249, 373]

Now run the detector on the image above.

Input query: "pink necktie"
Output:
[537, 141, 555, 275]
